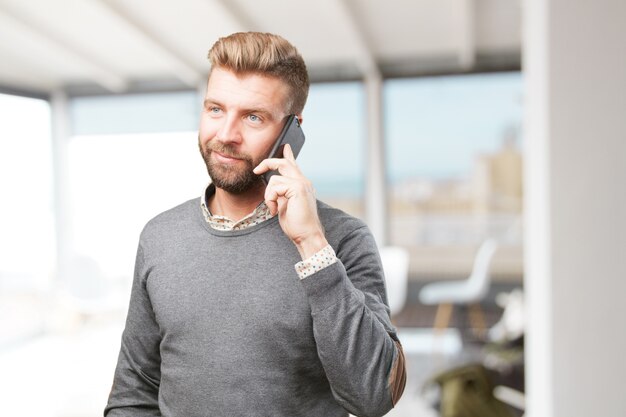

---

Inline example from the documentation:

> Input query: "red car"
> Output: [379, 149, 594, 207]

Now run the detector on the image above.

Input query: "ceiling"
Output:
[0, 0, 521, 97]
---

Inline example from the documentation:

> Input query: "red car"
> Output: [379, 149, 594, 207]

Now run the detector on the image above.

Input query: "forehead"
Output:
[205, 67, 290, 114]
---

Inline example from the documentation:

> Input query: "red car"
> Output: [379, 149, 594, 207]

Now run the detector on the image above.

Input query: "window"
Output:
[0, 93, 54, 290]
[384, 72, 523, 278]
[67, 131, 206, 280]
[298, 82, 365, 218]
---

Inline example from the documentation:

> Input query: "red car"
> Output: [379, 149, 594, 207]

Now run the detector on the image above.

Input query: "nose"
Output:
[215, 115, 242, 144]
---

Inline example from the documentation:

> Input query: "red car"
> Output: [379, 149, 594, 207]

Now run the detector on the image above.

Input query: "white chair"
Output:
[379, 246, 410, 317]
[418, 239, 498, 334]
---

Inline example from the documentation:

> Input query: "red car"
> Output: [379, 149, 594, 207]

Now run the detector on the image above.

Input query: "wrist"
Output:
[294, 230, 328, 260]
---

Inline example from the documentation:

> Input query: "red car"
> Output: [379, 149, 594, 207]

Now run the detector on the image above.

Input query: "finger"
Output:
[264, 181, 291, 203]
[254, 157, 299, 177]
[266, 198, 278, 216]
[264, 182, 291, 215]
[277, 197, 288, 215]
[266, 174, 290, 187]
[253, 158, 282, 174]
[268, 174, 312, 196]
[282, 144, 296, 162]
[253, 160, 268, 174]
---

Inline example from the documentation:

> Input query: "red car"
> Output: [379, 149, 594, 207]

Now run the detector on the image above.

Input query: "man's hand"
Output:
[253, 145, 328, 260]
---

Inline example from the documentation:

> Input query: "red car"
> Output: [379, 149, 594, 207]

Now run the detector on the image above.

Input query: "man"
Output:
[105, 32, 405, 417]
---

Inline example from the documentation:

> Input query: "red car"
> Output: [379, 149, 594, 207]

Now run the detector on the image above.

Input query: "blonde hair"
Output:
[208, 32, 309, 114]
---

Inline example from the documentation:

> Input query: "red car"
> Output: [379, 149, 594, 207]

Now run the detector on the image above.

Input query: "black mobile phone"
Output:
[263, 114, 305, 183]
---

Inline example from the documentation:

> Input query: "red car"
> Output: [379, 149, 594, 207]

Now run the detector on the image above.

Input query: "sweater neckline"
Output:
[196, 199, 280, 237]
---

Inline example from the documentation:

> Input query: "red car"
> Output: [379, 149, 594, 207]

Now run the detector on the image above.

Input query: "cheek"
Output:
[249, 136, 278, 162]
[199, 117, 218, 144]
[247, 124, 283, 155]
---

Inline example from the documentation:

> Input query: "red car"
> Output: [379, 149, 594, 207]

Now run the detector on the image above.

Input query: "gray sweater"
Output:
[105, 198, 401, 417]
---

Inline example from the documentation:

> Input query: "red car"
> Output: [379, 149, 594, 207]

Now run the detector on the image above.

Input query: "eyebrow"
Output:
[203, 98, 221, 110]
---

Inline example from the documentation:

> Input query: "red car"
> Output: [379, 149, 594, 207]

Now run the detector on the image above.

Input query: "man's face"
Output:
[198, 67, 291, 194]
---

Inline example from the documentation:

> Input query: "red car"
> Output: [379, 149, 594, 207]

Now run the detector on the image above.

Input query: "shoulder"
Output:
[316, 200, 373, 249]
[139, 197, 201, 244]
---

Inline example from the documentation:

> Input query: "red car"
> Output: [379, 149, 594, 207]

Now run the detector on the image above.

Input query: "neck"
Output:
[208, 182, 266, 221]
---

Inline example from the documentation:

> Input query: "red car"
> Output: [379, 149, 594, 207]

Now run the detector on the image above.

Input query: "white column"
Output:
[364, 72, 387, 247]
[197, 77, 207, 107]
[458, 0, 476, 69]
[524, 1, 626, 416]
[50, 90, 73, 283]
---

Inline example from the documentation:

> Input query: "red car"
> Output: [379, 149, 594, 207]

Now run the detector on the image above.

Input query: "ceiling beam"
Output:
[0, 83, 49, 100]
[212, 0, 259, 32]
[0, 4, 127, 93]
[329, 0, 380, 79]
[0, 38, 59, 92]
[97, 0, 203, 88]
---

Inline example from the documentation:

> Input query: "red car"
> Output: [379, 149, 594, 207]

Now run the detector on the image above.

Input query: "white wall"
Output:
[524, 1, 626, 416]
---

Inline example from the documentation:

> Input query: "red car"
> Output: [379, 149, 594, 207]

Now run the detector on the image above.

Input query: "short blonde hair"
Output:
[208, 32, 309, 114]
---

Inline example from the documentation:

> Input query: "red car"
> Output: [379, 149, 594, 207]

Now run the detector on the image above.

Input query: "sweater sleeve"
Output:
[105, 242, 162, 416]
[299, 226, 407, 417]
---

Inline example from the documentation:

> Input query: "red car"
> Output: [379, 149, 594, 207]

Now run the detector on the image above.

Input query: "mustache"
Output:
[205, 142, 251, 161]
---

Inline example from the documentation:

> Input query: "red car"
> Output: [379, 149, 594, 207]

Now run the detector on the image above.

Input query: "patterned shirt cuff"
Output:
[294, 245, 338, 280]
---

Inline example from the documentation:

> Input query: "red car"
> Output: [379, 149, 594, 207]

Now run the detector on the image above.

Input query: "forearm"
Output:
[105, 343, 162, 416]
[301, 261, 404, 417]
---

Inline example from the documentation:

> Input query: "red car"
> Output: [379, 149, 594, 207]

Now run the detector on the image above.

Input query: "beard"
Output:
[198, 138, 264, 194]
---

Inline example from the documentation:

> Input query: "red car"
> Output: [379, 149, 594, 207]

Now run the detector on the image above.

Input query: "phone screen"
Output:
[263, 114, 305, 182]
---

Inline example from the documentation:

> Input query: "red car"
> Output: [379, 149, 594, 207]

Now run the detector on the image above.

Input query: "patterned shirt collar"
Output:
[200, 183, 274, 231]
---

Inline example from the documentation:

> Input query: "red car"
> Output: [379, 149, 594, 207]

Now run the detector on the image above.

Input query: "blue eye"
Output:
[248, 114, 261, 123]
[210, 107, 221, 114]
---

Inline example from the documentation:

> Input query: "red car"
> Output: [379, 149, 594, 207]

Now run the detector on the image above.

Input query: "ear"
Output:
[296, 114, 303, 125]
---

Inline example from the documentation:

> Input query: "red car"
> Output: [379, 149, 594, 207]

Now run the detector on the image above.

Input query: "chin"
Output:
[210, 170, 263, 194]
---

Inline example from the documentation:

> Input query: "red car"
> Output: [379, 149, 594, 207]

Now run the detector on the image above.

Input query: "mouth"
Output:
[212, 151, 243, 164]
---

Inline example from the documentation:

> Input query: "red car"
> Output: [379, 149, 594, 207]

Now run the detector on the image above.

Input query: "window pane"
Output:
[67, 132, 206, 280]
[0, 93, 54, 290]
[70, 91, 199, 135]
[385, 72, 523, 278]
[298, 82, 365, 218]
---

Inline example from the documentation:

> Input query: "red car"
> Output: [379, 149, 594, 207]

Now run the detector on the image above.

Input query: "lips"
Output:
[212, 151, 242, 163]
